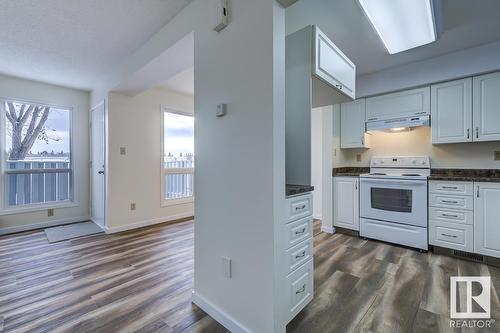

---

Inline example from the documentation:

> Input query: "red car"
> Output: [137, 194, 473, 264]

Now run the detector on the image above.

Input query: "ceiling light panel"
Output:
[358, 0, 436, 54]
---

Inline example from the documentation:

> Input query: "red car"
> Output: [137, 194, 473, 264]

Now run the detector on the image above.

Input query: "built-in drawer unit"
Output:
[430, 181, 474, 196]
[429, 221, 473, 252]
[285, 238, 313, 274]
[429, 207, 473, 225]
[430, 193, 473, 211]
[284, 217, 313, 249]
[285, 259, 314, 322]
[286, 193, 313, 223]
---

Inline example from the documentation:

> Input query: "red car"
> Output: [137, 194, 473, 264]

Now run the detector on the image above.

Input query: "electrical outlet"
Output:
[120, 147, 126, 155]
[495, 151, 500, 161]
[130, 203, 136, 211]
[356, 154, 362, 162]
[47, 209, 54, 217]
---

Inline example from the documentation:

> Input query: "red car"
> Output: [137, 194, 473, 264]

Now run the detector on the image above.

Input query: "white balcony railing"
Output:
[164, 157, 194, 200]
[6, 159, 71, 207]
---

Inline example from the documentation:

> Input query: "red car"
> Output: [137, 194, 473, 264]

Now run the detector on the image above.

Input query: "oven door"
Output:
[360, 178, 427, 227]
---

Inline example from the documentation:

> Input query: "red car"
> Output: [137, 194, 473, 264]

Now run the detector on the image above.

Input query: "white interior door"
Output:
[91, 103, 106, 228]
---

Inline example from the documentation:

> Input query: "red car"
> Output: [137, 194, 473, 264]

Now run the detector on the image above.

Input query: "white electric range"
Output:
[359, 156, 430, 250]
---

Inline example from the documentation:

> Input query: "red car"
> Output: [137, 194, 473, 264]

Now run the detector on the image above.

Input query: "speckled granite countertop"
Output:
[332, 167, 369, 177]
[429, 169, 500, 182]
[286, 184, 314, 197]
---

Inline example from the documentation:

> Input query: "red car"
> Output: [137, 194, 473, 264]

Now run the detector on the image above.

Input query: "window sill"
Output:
[161, 197, 194, 207]
[0, 201, 79, 216]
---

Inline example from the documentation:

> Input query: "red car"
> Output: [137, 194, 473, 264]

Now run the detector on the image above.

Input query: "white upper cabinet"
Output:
[334, 177, 359, 231]
[473, 72, 500, 142]
[431, 78, 473, 144]
[313, 26, 356, 99]
[366, 87, 430, 122]
[340, 99, 370, 149]
[474, 183, 500, 257]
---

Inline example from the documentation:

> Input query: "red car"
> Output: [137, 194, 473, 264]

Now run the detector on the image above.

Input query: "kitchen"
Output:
[281, 0, 500, 330]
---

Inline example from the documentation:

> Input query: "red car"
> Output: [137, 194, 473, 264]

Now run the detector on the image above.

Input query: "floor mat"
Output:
[45, 222, 103, 243]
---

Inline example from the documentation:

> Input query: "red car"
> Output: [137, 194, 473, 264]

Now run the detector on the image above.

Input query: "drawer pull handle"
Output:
[295, 284, 306, 294]
[441, 233, 458, 238]
[442, 200, 458, 204]
[295, 228, 306, 235]
[442, 213, 459, 218]
[295, 251, 306, 259]
[295, 204, 306, 211]
[441, 186, 458, 190]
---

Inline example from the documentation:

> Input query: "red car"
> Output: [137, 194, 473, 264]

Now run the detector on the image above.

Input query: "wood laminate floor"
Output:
[1, 220, 499, 333]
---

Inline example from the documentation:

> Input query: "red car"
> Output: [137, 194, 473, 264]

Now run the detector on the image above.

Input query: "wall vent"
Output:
[452, 250, 484, 262]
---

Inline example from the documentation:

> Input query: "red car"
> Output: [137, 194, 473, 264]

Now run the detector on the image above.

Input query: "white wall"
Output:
[91, 1, 286, 332]
[311, 109, 322, 219]
[334, 123, 500, 169]
[0, 74, 90, 233]
[106, 88, 194, 232]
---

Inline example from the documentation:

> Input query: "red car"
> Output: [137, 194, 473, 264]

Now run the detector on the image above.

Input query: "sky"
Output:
[163, 112, 194, 157]
[4, 101, 70, 156]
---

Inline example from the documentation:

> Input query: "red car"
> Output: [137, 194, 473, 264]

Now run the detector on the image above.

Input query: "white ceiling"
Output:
[0, 0, 192, 91]
[286, 0, 500, 75]
[158, 67, 194, 96]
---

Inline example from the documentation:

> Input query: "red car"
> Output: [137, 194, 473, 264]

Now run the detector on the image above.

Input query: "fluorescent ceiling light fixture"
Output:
[358, 0, 436, 54]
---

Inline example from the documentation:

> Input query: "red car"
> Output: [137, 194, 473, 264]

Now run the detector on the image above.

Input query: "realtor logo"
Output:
[450, 277, 491, 319]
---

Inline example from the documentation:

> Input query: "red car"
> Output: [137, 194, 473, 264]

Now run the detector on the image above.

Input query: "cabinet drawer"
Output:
[429, 207, 473, 225]
[430, 221, 473, 252]
[286, 193, 313, 223]
[284, 217, 313, 249]
[430, 193, 473, 211]
[285, 259, 313, 323]
[429, 181, 473, 196]
[285, 238, 313, 274]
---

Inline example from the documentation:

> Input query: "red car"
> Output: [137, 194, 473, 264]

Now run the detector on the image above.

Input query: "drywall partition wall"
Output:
[357, 40, 500, 98]
[91, 0, 286, 332]
[0, 74, 90, 233]
[334, 125, 500, 169]
[105, 88, 194, 232]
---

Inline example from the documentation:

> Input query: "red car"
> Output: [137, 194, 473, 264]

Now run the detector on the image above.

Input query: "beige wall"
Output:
[333, 107, 500, 169]
[106, 87, 194, 231]
[0, 74, 90, 233]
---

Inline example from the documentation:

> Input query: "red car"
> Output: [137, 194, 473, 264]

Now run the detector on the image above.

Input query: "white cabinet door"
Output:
[334, 177, 359, 230]
[366, 86, 430, 122]
[431, 78, 473, 144]
[313, 26, 356, 99]
[473, 72, 500, 142]
[340, 99, 370, 149]
[474, 183, 500, 257]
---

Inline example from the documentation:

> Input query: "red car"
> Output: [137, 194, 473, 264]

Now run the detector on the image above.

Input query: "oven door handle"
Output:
[360, 179, 427, 186]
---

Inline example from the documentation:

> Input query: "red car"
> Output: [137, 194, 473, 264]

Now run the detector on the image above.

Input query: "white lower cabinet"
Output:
[282, 192, 314, 324]
[474, 183, 500, 257]
[334, 177, 359, 231]
[430, 221, 474, 252]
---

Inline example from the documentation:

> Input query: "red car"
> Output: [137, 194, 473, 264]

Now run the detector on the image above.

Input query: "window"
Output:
[162, 109, 194, 205]
[2, 100, 73, 209]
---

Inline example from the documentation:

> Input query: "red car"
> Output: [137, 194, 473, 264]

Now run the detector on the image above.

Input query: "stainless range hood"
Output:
[366, 115, 429, 132]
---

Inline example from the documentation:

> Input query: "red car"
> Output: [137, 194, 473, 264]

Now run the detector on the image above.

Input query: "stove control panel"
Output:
[370, 156, 430, 169]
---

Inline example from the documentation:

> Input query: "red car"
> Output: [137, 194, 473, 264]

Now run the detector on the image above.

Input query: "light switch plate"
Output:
[222, 256, 232, 278]
[130, 203, 136, 211]
[120, 147, 126, 155]
[495, 151, 500, 161]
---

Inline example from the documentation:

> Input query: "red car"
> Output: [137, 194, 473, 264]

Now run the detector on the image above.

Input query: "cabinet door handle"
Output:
[295, 204, 306, 211]
[335, 84, 343, 90]
[295, 251, 306, 259]
[367, 117, 378, 121]
[355, 180, 358, 190]
[442, 200, 458, 204]
[477, 186, 480, 198]
[467, 128, 470, 139]
[442, 213, 459, 219]
[414, 111, 427, 115]
[361, 137, 364, 145]
[295, 228, 306, 235]
[441, 233, 458, 238]
[295, 284, 306, 294]
[476, 127, 479, 139]
[442, 186, 458, 190]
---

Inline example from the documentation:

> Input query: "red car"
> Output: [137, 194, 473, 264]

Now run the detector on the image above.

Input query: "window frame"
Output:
[160, 106, 194, 207]
[0, 98, 77, 214]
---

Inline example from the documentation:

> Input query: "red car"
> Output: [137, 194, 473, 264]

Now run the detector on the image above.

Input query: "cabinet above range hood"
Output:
[366, 115, 429, 132]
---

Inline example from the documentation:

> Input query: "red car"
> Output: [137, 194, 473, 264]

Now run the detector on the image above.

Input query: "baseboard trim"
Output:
[0, 216, 90, 235]
[192, 291, 251, 333]
[321, 225, 335, 234]
[104, 212, 194, 234]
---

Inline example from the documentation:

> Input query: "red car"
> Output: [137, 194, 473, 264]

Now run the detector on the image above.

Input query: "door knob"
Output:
[98, 170, 105, 174]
